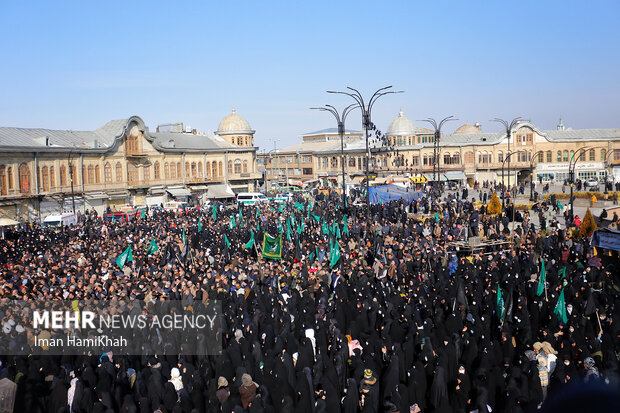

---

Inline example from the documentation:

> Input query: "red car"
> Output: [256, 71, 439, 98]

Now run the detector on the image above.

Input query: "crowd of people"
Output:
[0, 187, 619, 413]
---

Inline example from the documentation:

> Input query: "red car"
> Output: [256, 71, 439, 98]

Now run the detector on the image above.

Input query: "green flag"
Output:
[229, 214, 236, 230]
[244, 230, 255, 249]
[558, 200, 563, 210]
[111, 213, 115, 223]
[294, 201, 304, 212]
[343, 215, 349, 236]
[141, 209, 146, 219]
[224, 234, 231, 249]
[311, 213, 321, 223]
[554, 288, 568, 324]
[297, 217, 304, 235]
[329, 239, 341, 268]
[309, 251, 315, 262]
[256, 206, 260, 217]
[537, 259, 546, 296]
[496, 286, 504, 319]
[286, 218, 292, 242]
[257, 220, 260, 232]
[182, 228, 187, 245]
[146, 238, 159, 255]
[211, 203, 217, 220]
[197, 219, 202, 232]
[433, 212, 440, 222]
[262, 233, 282, 260]
[322, 219, 329, 235]
[558, 266, 567, 280]
[116, 246, 133, 269]
[238, 209, 243, 228]
[335, 223, 341, 239]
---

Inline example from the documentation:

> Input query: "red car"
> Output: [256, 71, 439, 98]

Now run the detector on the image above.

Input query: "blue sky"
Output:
[1, 0, 619, 150]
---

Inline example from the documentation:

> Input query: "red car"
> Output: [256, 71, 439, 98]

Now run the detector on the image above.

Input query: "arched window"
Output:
[104, 163, 111, 183]
[212, 161, 217, 178]
[569, 151, 575, 162]
[546, 151, 552, 163]
[127, 163, 138, 184]
[19, 163, 30, 193]
[191, 162, 197, 178]
[0, 166, 6, 195]
[589, 149, 595, 161]
[234, 159, 242, 174]
[7, 167, 13, 190]
[557, 151, 562, 162]
[218, 161, 223, 177]
[563, 150, 569, 162]
[497, 151, 504, 164]
[164, 162, 170, 179]
[49, 166, 55, 188]
[71, 165, 78, 185]
[93, 165, 99, 183]
[453, 152, 460, 165]
[60, 165, 67, 186]
[601, 149, 607, 162]
[176, 162, 182, 178]
[443, 153, 451, 165]
[197, 162, 203, 177]
[115, 162, 123, 182]
[143, 165, 150, 181]
[322, 157, 328, 168]
[185, 162, 190, 177]
[87, 165, 94, 185]
[464, 151, 474, 164]
[154, 161, 161, 179]
[126, 134, 139, 154]
[228, 160, 233, 174]
[42, 166, 51, 191]
[243, 160, 248, 173]
[37, 167, 42, 190]
[537, 152, 544, 163]
[205, 162, 210, 177]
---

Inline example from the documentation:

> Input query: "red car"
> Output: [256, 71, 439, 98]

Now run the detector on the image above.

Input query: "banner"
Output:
[262, 233, 282, 260]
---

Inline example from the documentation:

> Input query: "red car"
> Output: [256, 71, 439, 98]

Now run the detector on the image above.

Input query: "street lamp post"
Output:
[604, 149, 620, 195]
[419, 116, 457, 198]
[501, 151, 526, 208]
[311, 103, 359, 208]
[492, 117, 521, 194]
[327, 86, 403, 226]
[569, 147, 593, 219]
[529, 150, 545, 201]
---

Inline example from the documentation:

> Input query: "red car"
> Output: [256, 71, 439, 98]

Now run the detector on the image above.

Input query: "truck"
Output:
[42, 213, 77, 227]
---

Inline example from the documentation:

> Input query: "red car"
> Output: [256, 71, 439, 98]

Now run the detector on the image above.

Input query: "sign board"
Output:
[591, 229, 620, 252]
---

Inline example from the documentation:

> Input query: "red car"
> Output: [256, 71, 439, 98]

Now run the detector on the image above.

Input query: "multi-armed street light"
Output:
[491, 117, 521, 194]
[419, 116, 457, 198]
[310, 103, 359, 208]
[327, 86, 403, 226]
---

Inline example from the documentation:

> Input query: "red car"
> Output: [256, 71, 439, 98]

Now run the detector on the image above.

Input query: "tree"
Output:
[487, 192, 502, 215]
[579, 207, 598, 238]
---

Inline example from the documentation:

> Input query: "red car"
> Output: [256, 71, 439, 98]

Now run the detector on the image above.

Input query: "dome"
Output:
[453, 122, 482, 134]
[217, 108, 253, 134]
[386, 109, 416, 136]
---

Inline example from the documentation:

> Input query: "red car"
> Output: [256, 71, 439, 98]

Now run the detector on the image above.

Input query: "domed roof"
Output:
[217, 108, 253, 134]
[453, 122, 482, 135]
[386, 109, 416, 136]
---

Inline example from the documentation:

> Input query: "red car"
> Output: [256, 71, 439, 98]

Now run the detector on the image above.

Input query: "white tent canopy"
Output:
[206, 184, 235, 199]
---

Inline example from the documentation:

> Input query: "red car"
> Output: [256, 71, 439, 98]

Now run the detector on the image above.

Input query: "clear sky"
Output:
[1, 0, 619, 150]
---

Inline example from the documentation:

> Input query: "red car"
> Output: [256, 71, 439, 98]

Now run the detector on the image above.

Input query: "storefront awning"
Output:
[190, 185, 208, 191]
[149, 186, 165, 195]
[85, 192, 110, 200]
[206, 184, 235, 199]
[107, 191, 130, 200]
[166, 187, 192, 197]
[444, 171, 467, 181]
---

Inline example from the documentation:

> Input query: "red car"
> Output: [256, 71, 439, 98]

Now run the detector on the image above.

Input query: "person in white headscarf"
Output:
[67, 378, 78, 413]
[169, 367, 184, 392]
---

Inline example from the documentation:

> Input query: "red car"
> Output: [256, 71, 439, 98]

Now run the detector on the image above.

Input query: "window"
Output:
[589, 149, 595, 161]
[104, 163, 111, 183]
[242, 160, 248, 173]
[412, 156, 419, 166]
[115, 163, 123, 182]
[527, 133, 533, 144]
[185, 162, 190, 177]
[228, 161, 233, 174]
[198, 162, 203, 177]
[176, 162, 181, 178]
[50, 166, 55, 188]
[7, 167, 13, 190]
[218, 161, 223, 177]
[60, 166, 67, 186]
[126, 134, 139, 154]
[303, 155, 313, 163]
[478, 152, 492, 164]
[537, 152, 544, 163]
[234, 159, 242, 174]
[191, 162, 197, 178]
[127, 163, 139, 184]
[143, 165, 150, 181]
[464, 152, 474, 164]
[322, 157, 328, 169]
[71, 165, 78, 185]
[165, 162, 170, 179]
[303, 168, 313, 175]
[579, 151, 585, 161]
[212, 161, 217, 178]
[94, 165, 100, 183]
[0, 166, 6, 195]
[349, 157, 356, 167]
[87, 165, 94, 185]
[443, 153, 451, 165]
[615, 151, 620, 161]
[601, 149, 607, 162]
[497, 151, 504, 163]
[546, 151, 552, 163]
[154, 161, 160, 179]
[19, 163, 30, 193]
[331, 157, 338, 168]
[562, 150, 569, 162]
[569, 151, 575, 162]
[206, 161, 210, 177]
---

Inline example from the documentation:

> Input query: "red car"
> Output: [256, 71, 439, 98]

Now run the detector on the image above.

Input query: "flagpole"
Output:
[596, 310, 603, 337]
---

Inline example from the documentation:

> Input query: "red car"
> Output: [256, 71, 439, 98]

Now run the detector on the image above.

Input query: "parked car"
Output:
[584, 178, 599, 189]
[236, 192, 269, 206]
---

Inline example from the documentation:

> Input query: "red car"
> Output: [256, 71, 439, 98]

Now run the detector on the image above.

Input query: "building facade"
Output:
[259, 112, 620, 189]
[0, 110, 260, 221]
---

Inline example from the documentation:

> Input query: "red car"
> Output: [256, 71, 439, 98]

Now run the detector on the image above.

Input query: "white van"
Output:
[164, 201, 189, 212]
[236, 192, 268, 206]
[43, 212, 77, 227]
